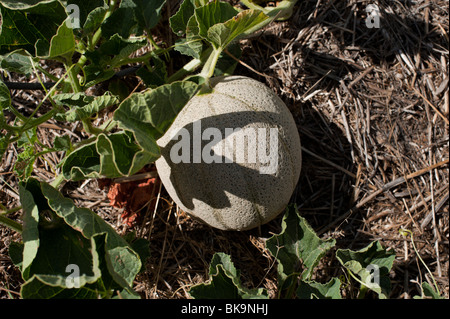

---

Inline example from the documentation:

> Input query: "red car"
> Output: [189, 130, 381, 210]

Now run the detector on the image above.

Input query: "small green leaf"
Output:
[336, 241, 396, 299]
[189, 252, 268, 299]
[417, 282, 444, 299]
[53, 135, 72, 152]
[61, 139, 100, 180]
[265, 205, 336, 291]
[296, 278, 342, 299]
[135, 54, 167, 88]
[82, 6, 108, 34]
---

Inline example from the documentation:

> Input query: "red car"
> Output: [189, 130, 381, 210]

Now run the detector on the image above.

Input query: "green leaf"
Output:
[67, 0, 106, 28]
[82, 5, 108, 34]
[0, 79, 11, 110]
[189, 252, 268, 299]
[169, 0, 197, 36]
[207, 9, 269, 49]
[53, 135, 72, 152]
[194, 0, 239, 41]
[174, 15, 204, 59]
[0, 49, 34, 76]
[133, 0, 166, 31]
[136, 54, 167, 88]
[101, 0, 138, 39]
[0, 1, 67, 55]
[265, 205, 336, 291]
[113, 80, 199, 159]
[54, 93, 118, 122]
[8, 241, 24, 269]
[35, 19, 75, 60]
[416, 282, 444, 299]
[17, 178, 142, 298]
[336, 240, 396, 299]
[296, 278, 342, 299]
[84, 34, 146, 71]
[101, 0, 166, 39]
[61, 131, 145, 180]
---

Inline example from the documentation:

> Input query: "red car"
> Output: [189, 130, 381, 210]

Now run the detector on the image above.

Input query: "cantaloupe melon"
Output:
[155, 75, 301, 230]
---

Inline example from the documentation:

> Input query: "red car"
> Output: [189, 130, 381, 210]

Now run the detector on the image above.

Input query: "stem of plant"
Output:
[199, 47, 223, 93]
[0, 214, 23, 234]
[399, 228, 441, 296]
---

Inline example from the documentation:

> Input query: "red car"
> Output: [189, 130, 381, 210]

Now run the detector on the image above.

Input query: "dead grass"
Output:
[1, 0, 448, 299]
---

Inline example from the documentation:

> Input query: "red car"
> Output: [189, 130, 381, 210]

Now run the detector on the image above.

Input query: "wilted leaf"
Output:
[106, 171, 160, 227]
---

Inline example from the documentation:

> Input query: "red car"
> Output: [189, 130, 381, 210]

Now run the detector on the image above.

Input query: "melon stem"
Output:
[199, 47, 223, 93]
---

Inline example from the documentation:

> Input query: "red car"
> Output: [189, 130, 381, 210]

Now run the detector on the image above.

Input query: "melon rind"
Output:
[155, 76, 301, 230]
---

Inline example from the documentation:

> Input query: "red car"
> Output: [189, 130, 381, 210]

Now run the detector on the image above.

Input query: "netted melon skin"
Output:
[155, 76, 301, 230]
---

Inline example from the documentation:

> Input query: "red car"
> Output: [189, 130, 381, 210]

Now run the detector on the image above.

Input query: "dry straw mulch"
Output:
[1, 0, 448, 299]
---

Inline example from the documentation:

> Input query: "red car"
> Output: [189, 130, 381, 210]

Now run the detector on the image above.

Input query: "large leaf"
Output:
[0, 0, 67, 54]
[189, 252, 268, 299]
[265, 205, 336, 291]
[113, 80, 199, 159]
[336, 240, 396, 299]
[17, 178, 141, 298]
